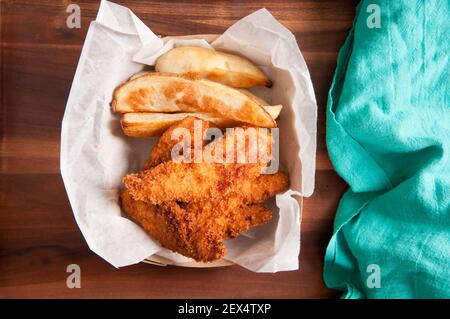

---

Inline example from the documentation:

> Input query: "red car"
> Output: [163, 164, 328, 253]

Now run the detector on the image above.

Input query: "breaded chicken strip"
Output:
[143, 116, 211, 169]
[179, 199, 272, 239]
[125, 125, 278, 204]
[124, 162, 264, 204]
[120, 189, 272, 262]
[144, 119, 272, 169]
[216, 172, 289, 208]
[121, 119, 289, 262]
[203, 125, 272, 165]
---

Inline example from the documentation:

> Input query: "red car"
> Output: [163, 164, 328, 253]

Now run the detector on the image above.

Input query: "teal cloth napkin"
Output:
[324, 0, 450, 298]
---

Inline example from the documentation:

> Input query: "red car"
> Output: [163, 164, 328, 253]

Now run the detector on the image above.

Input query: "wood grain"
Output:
[0, 0, 355, 298]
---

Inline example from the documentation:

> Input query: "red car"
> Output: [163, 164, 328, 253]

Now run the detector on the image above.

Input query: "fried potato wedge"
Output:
[128, 73, 271, 106]
[112, 73, 276, 127]
[120, 104, 281, 137]
[129, 72, 270, 105]
[238, 89, 270, 106]
[120, 113, 191, 137]
[155, 46, 271, 88]
[263, 104, 282, 119]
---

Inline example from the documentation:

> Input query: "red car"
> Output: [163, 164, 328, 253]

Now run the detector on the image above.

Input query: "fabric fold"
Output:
[324, 0, 450, 298]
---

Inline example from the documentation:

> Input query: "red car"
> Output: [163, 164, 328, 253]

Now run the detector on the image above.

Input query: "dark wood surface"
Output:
[0, 0, 355, 298]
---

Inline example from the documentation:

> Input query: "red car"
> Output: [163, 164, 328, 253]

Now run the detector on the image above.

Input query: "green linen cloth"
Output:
[324, 0, 450, 298]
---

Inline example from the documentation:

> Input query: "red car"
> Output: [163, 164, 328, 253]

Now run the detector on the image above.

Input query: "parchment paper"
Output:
[61, 0, 317, 272]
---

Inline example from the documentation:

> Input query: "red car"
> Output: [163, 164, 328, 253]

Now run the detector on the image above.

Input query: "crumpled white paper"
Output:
[61, 0, 317, 272]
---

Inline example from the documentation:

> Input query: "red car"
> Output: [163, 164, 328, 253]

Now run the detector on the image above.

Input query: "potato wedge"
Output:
[128, 73, 270, 105]
[155, 46, 271, 88]
[128, 71, 269, 105]
[120, 113, 188, 137]
[263, 104, 283, 120]
[238, 89, 271, 106]
[112, 73, 276, 128]
[121, 113, 224, 137]
[128, 73, 273, 107]
[120, 105, 282, 137]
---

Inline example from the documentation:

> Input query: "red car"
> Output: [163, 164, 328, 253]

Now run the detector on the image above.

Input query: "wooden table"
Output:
[0, 0, 356, 298]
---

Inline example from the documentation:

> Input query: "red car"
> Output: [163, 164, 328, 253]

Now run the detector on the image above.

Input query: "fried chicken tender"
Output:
[125, 125, 277, 205]
[219, 172, 289, 207]
[143, 116, 211, 169]
[123, 162, 287, 205]
[179, 200, 272, 239]
[145, 121, 273, 170]
[121, 171, 287, 261]
[203, 125, 273, 165]
[120, 189, 272, 262]
[121, 118, 289, 262]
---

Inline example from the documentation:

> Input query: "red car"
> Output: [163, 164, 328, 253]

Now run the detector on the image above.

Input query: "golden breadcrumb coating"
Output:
[120, 189, 272, 262]
[120, 118, 289, 262]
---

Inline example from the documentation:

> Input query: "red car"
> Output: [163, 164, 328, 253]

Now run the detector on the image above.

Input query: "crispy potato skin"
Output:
[120, 103, 282, 138]
[120, 115, 169, 137]
[112, 74, 276, 128]
[155, 46, 271, 88]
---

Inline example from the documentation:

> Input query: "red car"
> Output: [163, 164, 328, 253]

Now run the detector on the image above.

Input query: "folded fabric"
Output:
[324, 0, 449, 298]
